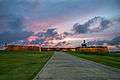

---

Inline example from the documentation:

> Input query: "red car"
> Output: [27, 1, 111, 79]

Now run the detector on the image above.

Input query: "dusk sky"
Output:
[0, 0, 120, 44]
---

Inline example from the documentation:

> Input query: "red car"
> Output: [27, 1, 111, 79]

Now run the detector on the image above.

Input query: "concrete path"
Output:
[34, 52, 120, 80]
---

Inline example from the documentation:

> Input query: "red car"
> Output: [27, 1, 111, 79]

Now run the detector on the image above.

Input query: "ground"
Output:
[34, 52, 120, 80]
[69, 51, 120, 69]
[0, 51, 53, 80]
[0, 51, 120, 80]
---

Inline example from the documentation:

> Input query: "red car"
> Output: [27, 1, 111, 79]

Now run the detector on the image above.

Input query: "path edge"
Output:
[33, 52, 54, 80]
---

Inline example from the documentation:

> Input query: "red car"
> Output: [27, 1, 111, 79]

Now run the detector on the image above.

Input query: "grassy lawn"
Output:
[0, 51, 53, 80]
[68, 51, 120, 69]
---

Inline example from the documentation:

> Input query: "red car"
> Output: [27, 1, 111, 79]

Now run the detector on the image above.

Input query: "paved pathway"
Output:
[34, 52, 120, 80]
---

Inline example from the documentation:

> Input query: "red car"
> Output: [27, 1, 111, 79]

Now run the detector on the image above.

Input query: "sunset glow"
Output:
[0, 0, 119, 48]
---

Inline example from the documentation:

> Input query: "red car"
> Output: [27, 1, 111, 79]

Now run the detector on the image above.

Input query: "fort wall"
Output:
[6, 45, 108, 53]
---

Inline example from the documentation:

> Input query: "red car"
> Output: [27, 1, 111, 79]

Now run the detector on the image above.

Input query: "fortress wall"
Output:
[6, 45, 40, 51]
[6, 45, 108, 53]
[76, 47, 108, 53]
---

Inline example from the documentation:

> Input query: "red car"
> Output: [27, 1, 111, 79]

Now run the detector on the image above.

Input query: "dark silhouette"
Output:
[81, 40, 87, 47]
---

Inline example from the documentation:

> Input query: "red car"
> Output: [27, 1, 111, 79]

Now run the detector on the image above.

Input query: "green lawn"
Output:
[0, 51, 53, 80]
[68, 51, 120, 69]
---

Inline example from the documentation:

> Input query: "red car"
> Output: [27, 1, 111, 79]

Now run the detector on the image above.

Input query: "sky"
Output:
[0, 0, 120, 43]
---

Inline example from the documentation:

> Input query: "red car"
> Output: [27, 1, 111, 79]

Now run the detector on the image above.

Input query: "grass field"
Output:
[68, 51, 120, 69]
[0, 51, 53, 80]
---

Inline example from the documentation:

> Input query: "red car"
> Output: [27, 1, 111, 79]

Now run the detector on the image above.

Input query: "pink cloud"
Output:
[23, 16, 67, 32]
[27, 36, 39, 42]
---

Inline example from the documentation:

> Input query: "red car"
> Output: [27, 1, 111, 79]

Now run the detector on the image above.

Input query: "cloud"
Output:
[0, 0, 35, 42]
[0, 15, 33, 42]
[73, 23, 87, 33]
[24, 28, 58, 44]
[111, 36, 120, 44]
[0, 0, 119, 45]
[36, 28, 58, 37]
[0, 31, 32, 42]
[71, 16, 120, 46]
[87, 35, 120, 45]
[0, 0, 119, 34]
[72, 17, 111, 34]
